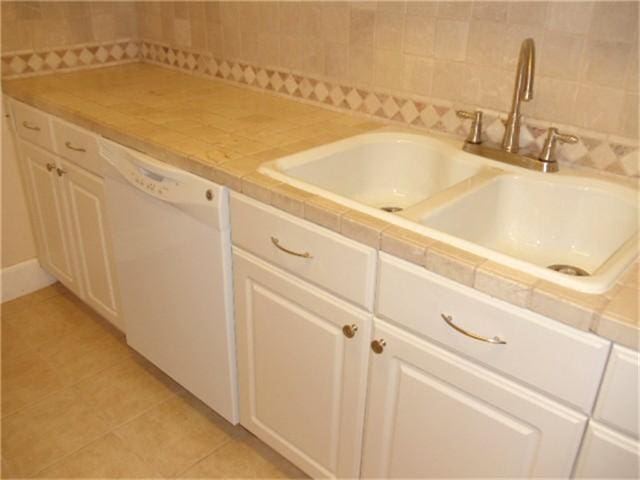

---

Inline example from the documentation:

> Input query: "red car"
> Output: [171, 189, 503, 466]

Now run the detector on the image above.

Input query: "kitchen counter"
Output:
[3, 63, 638, 350]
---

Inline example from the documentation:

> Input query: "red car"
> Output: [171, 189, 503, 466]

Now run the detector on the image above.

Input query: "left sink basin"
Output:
[259, 132, 484, 215]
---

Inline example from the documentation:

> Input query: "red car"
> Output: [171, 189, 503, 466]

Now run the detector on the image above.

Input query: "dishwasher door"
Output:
[100, 138, 238, 424]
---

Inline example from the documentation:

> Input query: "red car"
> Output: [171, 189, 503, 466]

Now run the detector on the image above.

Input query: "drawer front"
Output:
[376, 253, 611, 413]
[52, 117, 101, 176]
[594, 345, 639, 439]
[230, 193, 377, 310]
[11, 100, 54, 151]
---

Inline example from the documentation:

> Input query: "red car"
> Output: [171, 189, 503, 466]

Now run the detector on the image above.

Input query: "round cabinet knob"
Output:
[56, 168, 67, 177]
[205, 189, 214, 201]
[46, 163, 56, 172]
[371, 339, 386, 354]
[342, 324, 358, 338]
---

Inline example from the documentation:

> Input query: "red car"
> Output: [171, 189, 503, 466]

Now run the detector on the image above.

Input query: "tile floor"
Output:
[1, 283, 307, 479]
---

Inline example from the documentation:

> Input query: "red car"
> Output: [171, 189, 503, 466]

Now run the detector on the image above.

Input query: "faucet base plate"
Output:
[462, 143, 559, 173]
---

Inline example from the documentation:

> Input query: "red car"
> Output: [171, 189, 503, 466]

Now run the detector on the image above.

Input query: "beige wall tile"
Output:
[548, 1, 594, 35]
[540, 32, 584, 81]
[403, 14, 436, 57]
[375, 11, 404, 51]
[582, 39, 633, 89]
[348, 46, 374, 84]
[575, 84, 625, 133]
[374, 49, 405, 90]
[472, 1, 508, 22]
[466, 20, 506, 67]
[589, 1, 639, 43]
[403, 55, 434, 95]
[350, 6, 376, 48]
[434, 19, 469, 61]
[531, 77, 579, 126]
[437, 1, 473, 20]
[507, 1, 549, 26]
[621, 94, 639, 139]
[322, 2, 350, 45]
[432, 61, 479, 105]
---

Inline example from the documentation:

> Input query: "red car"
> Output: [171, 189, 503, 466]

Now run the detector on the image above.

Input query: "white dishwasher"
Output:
[99, 138, 238, 424]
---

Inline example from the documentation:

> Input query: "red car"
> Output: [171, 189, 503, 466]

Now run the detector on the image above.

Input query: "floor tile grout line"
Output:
[171, 435, 237, 478]
[30, 430, 166, 479]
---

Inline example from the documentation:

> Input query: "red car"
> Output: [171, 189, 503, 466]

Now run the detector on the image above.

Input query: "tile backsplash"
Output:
[2, 1, 638, 176]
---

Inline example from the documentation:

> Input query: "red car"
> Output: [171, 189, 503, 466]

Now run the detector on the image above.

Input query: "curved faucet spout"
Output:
[502, 38, 536, 153]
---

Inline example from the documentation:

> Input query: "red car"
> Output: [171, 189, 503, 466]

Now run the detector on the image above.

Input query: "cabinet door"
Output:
[59, 159, 121, 329]
[573, 422, 640, 478]
[233, 248, 371, 479]
[19, 141, 81, 293]
[361, 318, 588, 479]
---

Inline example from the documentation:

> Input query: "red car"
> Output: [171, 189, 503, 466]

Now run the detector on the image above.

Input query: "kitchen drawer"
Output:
[11, 100, 54, 151]
[230, 193, 377, 310]
[593, 345, 639, 439]
[52, 117, 101, 176]
[376, 253, 611, 413]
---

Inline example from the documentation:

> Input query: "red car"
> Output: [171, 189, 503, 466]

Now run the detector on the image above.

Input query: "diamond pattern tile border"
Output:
[2, 40, 140, 79]
[3, 38, 637, 179]
[138, 41, 638, 178]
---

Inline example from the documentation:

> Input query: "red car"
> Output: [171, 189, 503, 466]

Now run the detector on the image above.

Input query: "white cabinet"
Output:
[60, 158, 121, 327]
[13, 104, 122, 330]
[233, 248, 372, 478]
[361, 318, 588, 478]
[574, 346, 640, 478]
[19, 141, 81, 293]
[574, 422, 639, 478]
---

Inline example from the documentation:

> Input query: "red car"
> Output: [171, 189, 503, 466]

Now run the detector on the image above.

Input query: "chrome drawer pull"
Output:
[441, 314, 506, 345]
[65, 141, 86, 153]
[270, 236, 313, 259]
[22, 121, 41, 131]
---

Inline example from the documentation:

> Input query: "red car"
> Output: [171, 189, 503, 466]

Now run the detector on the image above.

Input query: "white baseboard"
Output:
[1, 258, 56, 302]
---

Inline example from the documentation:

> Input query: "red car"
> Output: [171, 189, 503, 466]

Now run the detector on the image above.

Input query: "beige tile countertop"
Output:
[3, 63, 638, 350]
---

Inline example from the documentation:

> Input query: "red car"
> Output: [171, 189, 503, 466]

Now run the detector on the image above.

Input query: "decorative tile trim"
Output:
[1, 39, 141, 79]
[139, 40, 639, 179]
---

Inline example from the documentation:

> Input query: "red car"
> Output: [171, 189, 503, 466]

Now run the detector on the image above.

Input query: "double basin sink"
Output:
[260, 133, 638, 294]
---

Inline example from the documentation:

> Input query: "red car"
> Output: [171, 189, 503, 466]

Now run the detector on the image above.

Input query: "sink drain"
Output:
[380, 206, 403, 213]
[547, 264, 590, 277]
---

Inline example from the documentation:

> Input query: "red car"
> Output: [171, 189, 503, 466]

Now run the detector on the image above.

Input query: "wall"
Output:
[136, 1, 639, 142]
[1, 1, 140, 77]
[1, 1, 138, 52]
[1, 1, 638, 176]
[1, 95, 36, 268]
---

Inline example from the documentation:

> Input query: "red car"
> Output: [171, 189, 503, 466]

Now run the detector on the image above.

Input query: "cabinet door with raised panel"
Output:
[361, 318, 588, 479]
[59, 159, 121, 329]
[19, 141, 81, 294]
[233, 248, 371, 479]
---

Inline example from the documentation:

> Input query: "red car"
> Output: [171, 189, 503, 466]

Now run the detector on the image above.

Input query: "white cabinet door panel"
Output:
[61, 159, 121, 329]
[233, 248, 371, 479]
[574, 421, 640, 478]
[362, 318, 588, 478]
[19, 141, 80, 294]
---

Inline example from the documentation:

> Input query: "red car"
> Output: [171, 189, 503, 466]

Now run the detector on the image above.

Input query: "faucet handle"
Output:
[538, 127, 579, 163]
[456, 110, 483, 144]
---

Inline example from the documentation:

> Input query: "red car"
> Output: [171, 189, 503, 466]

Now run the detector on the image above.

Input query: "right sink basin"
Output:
[417, 173, 638, 293]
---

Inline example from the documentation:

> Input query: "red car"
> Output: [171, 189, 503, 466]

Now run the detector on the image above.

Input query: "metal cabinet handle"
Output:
[342, 324, 358, 338]
[371, 339, 386, 354]
[22, 120, 41, 131]
[56, 168, 67, 177]
[441, 314, 506, 345]
[65, 141, 86, 153]
[270, 236, 312, 258]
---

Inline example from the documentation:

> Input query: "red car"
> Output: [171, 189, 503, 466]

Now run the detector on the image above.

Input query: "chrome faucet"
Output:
[457, 37, 579, 173]
[502, 38, 535, 153]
